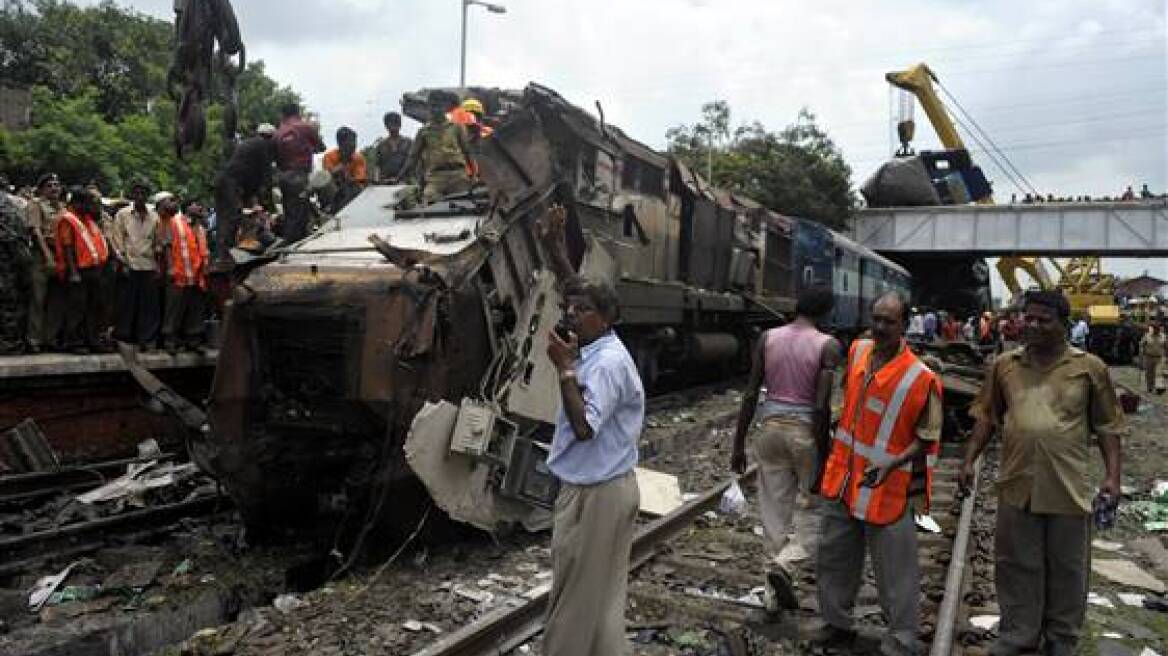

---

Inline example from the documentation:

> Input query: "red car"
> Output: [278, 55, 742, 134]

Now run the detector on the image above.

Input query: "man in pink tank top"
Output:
[731, 285, 841, 614]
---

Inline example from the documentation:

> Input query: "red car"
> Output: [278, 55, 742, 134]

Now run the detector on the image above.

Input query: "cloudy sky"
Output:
[97, 0, 1168, 287]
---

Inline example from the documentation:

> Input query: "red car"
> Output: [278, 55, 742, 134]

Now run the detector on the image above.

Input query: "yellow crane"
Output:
[887, 63, 1122, 351]
[886, 63, 965, 153]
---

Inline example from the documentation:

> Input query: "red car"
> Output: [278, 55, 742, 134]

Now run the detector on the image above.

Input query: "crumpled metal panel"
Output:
[404, 400, 550, 533]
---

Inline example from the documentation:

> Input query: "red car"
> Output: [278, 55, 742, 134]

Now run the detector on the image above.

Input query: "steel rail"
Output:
[411, 465, 759, 656]
[0, 494, 227, 576]
[930, 455, 983, 656]
[0, 453, 178, 505]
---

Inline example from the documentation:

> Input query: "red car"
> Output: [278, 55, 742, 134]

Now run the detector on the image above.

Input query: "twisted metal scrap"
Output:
[168, 0, 245, 158]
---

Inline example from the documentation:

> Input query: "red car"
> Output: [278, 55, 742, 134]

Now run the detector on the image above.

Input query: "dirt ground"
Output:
[13, 365, 1166, 656]
[1072, 365, 1168, 655]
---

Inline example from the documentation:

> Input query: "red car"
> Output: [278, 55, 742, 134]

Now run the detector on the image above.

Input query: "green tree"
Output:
[0, 0, 302, 201]
[666, 104, 856, 229]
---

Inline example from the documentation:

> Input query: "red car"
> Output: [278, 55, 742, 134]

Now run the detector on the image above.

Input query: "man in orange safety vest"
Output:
[814, 291, 943, 656]
[55, 186, 110, 354]
[156, 193, 207, 355]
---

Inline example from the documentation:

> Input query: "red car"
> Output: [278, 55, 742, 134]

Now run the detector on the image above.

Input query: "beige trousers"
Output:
[543, 469, 639, 656]
[755, 415, 818, 561]
[1145, 355, 1163, 392]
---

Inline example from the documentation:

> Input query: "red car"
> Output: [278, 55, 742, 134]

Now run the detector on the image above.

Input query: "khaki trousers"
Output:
[755, 416, 818, 560]
[991, 502, 1090, 656]
[817, 500, 920, 654]
[544, 470, 639, 656]
[422, 169, 471, 204]
[1145, 355, 1163, 392]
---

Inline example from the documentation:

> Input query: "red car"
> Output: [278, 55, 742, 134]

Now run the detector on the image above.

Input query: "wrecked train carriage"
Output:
[205, 84, 803, 532]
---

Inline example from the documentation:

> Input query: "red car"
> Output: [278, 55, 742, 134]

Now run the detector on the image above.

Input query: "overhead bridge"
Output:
[853, 201, 1168, 256]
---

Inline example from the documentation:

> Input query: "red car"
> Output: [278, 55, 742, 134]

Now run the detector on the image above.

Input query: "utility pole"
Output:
[459, 0, 507, 87]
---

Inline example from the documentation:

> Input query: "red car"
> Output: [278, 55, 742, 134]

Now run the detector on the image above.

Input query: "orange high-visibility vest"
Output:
[819, 339, 942, 524]
[55, 210, 109, 276]
[166, 215, 202, 287]
[194, 224, 210, 290]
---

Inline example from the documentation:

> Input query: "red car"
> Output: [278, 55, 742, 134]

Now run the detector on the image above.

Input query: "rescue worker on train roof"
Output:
[394, 90, 474, 205]
[960, 289, 1125, 656]
[815, 291, 943, 656]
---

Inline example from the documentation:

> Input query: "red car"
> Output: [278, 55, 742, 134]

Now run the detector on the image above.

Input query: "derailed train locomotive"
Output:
[195, 84, 910, 533]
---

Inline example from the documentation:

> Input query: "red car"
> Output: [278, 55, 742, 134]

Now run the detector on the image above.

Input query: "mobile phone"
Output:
[860, 467, 880, 488]
[554, 321, 573, 342]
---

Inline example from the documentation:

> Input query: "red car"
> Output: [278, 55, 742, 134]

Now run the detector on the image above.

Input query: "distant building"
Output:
[1116, 274, 1168, 300]
[0, 86, 32, 132]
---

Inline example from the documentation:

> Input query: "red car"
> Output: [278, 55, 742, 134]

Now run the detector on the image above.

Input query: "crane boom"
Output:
[886, 63, 966, 152]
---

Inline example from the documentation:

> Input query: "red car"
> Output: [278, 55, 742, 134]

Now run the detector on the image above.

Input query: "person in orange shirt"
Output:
[322, 126, 367, 212]
[449, 97, 492, 177]
[156, 193, 206, 355]
[55, 186, 110, 354]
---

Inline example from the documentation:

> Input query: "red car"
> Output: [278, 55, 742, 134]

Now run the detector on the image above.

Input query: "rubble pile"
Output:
[0, 458, 215, 538]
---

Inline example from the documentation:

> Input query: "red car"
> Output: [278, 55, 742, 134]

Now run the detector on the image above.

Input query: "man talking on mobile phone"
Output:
[537, 203, 644, 656]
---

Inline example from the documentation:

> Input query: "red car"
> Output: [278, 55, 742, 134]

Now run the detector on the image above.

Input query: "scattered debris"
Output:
[1088, 591, 1115, 608]
[137, 438, 162, 459]
[915, 514, 942, 533]
[402, 619, 424, 632]
[76, 461, 199, 504]
[1092, 539, 1125, 552]
[452, 585, 493, 605]
[0, 418, 60, 474]
[969, 615, 1000, 630]
[1092, 559, 1167, 593]
[273, 593, 306, 613]
[1117, 592, 1146, 607]
[635, 467, 684, 517]
[27, 561, 80, 612]
[719, 479, 746, 515]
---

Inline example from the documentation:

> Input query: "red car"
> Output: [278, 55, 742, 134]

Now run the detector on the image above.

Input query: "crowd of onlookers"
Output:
[1009, 183, 1165, 204]
[1, 174, 218, 355]
[907, 305, 1167, 391]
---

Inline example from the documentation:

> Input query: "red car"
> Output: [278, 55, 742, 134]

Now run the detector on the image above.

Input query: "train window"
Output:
[640, 164, 665, 198]
[843, 273, 848, 292]
[803, 266, 813, 285]
[621, 158, 638, 190]
[835, 248, 843, 263]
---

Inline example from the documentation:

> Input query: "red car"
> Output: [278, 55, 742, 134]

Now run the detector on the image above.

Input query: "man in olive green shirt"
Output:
[959, 290, 1125, 656]
[25, 173, 65, 353]
[395, 91, 473, 204]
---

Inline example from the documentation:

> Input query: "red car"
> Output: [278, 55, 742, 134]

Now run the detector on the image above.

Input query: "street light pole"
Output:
[460, 0, 468, 87]
[459, 0, 506, 88]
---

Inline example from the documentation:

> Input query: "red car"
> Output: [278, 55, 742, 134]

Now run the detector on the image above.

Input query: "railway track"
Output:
[0, 452, 230, 578]
[0, 492, 230, 577]
[404, 446, 996, 656]
[0, 452, 179, 509]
